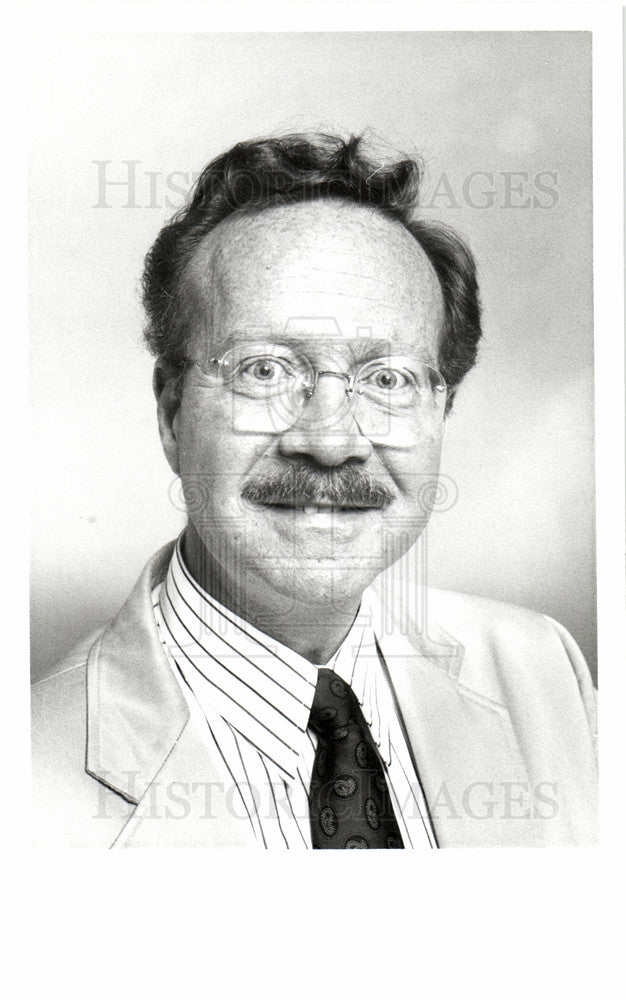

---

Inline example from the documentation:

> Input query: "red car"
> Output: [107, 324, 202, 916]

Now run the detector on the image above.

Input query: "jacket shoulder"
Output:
[427, 587, 588, 672]
[426, 587, 597, 744]
[428, 586, 558, 635]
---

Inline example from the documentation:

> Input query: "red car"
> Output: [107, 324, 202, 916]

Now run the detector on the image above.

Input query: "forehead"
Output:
[186, 200, 444, 357]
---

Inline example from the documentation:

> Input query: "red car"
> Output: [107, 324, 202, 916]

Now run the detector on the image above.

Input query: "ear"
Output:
[154, 362, 183, 475]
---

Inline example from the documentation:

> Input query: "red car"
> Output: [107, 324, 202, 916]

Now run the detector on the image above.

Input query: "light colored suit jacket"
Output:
[31, 542, 598, 848]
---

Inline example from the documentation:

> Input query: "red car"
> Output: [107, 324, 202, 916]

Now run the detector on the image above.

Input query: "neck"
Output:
[182, 526, 362, 664]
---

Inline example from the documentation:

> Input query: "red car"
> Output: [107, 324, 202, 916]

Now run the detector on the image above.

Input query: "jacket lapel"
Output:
[86, 541, 189, 804]
[86, 541, 258, 847]
[110, 721, 260, 848]
[377, 622, 543, 848]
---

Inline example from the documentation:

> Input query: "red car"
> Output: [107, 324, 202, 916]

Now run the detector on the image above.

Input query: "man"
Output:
[32, 132, 598, 848]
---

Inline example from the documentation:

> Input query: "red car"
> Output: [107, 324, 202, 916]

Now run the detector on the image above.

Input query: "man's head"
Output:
[143, 133, 481, 617]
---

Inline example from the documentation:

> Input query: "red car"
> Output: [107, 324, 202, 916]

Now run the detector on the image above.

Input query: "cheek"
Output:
[176, 398, 266, 509]
[177, 396, 227, 474]
[377, 430, 444, 565]
[386, 421, 444, 491]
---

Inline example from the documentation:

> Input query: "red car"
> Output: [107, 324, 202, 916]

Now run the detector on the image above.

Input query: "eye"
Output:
[229, 354, 299, 396]
[247, 358, 281, 382]
[374, 368, 406, 390]
[237, 356, 293, 381]
[363, 366, 412, 392]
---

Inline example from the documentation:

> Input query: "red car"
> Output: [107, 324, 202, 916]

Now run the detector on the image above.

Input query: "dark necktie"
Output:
[307, 667, 404, 849]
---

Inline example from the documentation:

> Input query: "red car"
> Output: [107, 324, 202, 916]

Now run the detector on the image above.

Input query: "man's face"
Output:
[159, 200, 446, 615]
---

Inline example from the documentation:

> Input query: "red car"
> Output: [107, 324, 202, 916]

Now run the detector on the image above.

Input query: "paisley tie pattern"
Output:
[308, 668, 404, 849]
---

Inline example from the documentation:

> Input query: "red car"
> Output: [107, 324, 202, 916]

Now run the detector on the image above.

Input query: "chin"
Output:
[256, 558, 381, 610]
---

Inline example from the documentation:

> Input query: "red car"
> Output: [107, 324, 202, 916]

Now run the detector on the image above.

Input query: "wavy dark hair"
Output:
[142, 132, 482, 412]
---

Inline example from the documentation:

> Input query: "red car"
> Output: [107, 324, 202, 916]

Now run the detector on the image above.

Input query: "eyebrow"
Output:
[209, 330, 430, 360]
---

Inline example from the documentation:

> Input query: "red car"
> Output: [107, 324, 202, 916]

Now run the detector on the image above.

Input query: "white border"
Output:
[11, 0, 626, 33]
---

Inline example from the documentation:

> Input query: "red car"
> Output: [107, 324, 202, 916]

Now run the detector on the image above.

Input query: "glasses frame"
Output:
[182, 345, 447, 404]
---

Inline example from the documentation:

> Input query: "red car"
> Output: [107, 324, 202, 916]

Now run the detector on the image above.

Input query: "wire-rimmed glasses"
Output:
[183, 342, 447, 445]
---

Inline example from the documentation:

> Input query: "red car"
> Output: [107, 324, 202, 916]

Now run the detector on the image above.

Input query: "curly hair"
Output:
[142, 132, 482, 411]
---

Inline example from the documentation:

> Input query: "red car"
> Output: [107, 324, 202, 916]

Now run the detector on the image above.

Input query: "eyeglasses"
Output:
[182, 342, 446, 444]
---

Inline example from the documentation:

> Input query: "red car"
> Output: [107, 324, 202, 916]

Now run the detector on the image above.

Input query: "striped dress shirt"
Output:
[152, 538, 436, 849]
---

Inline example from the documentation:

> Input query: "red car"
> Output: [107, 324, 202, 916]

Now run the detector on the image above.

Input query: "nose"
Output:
[277, 373, 373, 466]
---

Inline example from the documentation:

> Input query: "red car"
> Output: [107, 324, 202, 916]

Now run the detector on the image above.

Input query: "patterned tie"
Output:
[307, 668, 404, 849]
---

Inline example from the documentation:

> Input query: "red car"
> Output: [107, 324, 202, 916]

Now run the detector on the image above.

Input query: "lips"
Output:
[301, 503, 373, 513]
[255, 500, 382, 512]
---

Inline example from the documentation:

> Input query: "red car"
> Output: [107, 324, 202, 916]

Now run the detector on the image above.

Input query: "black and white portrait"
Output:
[30, 27, 605, 853]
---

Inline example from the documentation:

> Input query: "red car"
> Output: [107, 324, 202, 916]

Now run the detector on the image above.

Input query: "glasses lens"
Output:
[220, 343, 312, 432]
[351, 359, 446, 446]
[357, 359, 444, 406]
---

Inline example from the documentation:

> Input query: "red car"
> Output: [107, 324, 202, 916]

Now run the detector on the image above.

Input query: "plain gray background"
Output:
[29, 31, 595, 682]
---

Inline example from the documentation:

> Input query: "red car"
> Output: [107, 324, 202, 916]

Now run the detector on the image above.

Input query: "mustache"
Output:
[241, 462, 395, 509]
